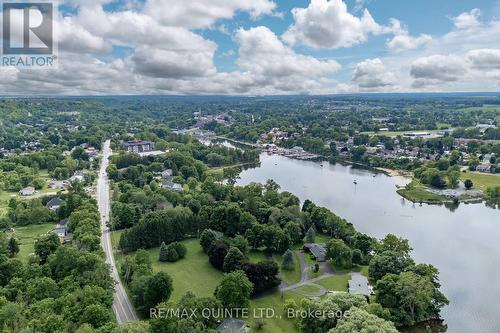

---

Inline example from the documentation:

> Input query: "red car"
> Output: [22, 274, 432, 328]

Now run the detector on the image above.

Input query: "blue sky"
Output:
[2, 0, 500, 95]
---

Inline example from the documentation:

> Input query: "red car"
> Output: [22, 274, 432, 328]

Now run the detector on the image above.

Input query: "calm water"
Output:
[237, 153, 500, 333]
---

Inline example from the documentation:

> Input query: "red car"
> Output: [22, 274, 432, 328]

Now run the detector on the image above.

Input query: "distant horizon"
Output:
[1, 91, 500, 99]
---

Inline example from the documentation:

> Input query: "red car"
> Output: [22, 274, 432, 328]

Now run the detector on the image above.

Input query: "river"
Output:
[236, 152, 500, 333]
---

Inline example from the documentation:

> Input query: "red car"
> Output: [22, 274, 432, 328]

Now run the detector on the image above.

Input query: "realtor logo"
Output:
[2, 1, 57, 68]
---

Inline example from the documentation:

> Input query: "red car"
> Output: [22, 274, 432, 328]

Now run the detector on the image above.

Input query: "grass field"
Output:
[315, 275, 350, 292]
[8, 223, 54, 261]
[276, 251, 301, 286]
[460, 171, 500, 191]
[247, 291, 303, 333]
[397, 180, 447, 203]
[293, 284, 322, 294]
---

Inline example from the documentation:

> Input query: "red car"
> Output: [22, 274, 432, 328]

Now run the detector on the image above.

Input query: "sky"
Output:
[1, 0, 500, 95]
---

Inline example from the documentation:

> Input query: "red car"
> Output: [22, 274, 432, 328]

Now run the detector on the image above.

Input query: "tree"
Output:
[243, 261, 281, 293]
[208, 240, 229, 270]
[369, 251, 414, 282]
[159, 242, 168, 262]
[326, 239, 353, 269]
[7, 238, 19, 257]
[223, 247, 246, 273]
[305, 226, 316, 243]
[464, 179, 473, 190]
[331, 307, 398, 333]
[223, 167, 240, 186]
[134, 272, 173, 315]
[281, 249, 295, 270]
[34, 233, 60, 264]
[215, 270, 253, 309]
[375, 271, 448, 326]
[200, 229, 217, 253]
[166, 244, 179, 262]
[172, 242, 187, 259]
[81, 304, 112, 328]
[231, 235, 249, 254]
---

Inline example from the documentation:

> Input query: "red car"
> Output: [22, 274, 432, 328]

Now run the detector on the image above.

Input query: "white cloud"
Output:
[352, 58, 398, 89]
[410, 54, 467, 83]
[452, 9, 481, 29]
[143, 0, 277, 29]
[388, 33, 432, 51]
[466, 48, 500, 70]
[283, 0, 389, 49]
[236, 26, 341, 77]
[57, 16, 111, 54]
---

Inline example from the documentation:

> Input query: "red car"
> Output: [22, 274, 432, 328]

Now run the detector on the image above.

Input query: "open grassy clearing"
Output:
[293, 284, 322, 294]
[315, 275, 349, 292]
[460, 171, 500, 191]
[247, 291, 303, 333]
[275, 251, 301, 286]
[7, 223, 54, 261]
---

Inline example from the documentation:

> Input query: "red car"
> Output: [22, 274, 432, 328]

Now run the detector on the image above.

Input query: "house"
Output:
[217, 318, 248, 333]
[54, 219, 69, 238]
[122, 140, 155, 153]
[46, 197, 64, 210]
[476, 163, 492, 173]
[48, 180, 67, 189]
[84, 146, 98, 157]
[348, 274, 372, 296]
[304, 243, 327, 262]
[19, 187, 35, 196]
[160, 169, 173, 179]
[162, 181, 183, 192]
[70, 170, 87, 182]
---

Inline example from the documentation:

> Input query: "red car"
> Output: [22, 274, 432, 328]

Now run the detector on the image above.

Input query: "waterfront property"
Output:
[348, 274, 372, 296]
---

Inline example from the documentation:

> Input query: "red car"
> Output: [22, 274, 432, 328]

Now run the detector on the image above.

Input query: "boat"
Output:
[353, 180, 358, 185]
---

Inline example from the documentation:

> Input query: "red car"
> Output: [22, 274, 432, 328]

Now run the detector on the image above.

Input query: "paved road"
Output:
[98, 140, 138, 323]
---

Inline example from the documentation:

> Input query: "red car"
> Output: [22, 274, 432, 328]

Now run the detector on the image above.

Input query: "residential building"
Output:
[217, 318, 248, 333]
[162, 181, 183, 192]
[348, 274, 372, 296]
[19, 187, 35, 196]
[46, 197, 64, 210]
[304, 243, 327, 262]
[123, 140, 155, 153]
[54, 218, 70, 240]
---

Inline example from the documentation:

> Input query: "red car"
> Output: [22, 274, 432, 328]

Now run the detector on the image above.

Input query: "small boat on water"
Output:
[353, 180, 358, 185]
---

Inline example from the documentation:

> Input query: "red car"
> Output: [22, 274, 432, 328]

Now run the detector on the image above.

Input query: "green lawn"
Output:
[276, 251, 301, 286]
[460, 171, 500, 191]
[293, 284, 322, 294]
[8, 223, 54, 261]
[397, 180, 447, 203]
[315, 275, 349, 292]
[247, 291, 303, 333]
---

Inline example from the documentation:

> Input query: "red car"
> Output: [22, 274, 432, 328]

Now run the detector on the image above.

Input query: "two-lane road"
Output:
[98, 140, 138, 323]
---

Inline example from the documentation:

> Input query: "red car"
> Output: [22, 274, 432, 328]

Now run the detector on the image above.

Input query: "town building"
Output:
[122, 140, 155, 153]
